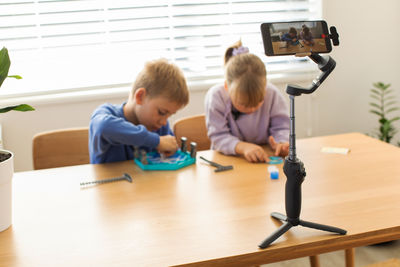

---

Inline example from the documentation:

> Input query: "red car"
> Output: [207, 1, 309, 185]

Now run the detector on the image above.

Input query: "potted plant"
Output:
[369, 82, 400, 146]
[0, 47, 34, 232]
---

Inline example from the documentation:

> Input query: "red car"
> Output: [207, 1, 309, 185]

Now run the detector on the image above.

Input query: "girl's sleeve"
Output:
[268, 89, 290, 143]
[205, 88, 240, 155]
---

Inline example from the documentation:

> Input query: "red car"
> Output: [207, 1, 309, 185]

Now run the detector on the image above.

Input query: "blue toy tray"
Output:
[134, 150, 196, 171]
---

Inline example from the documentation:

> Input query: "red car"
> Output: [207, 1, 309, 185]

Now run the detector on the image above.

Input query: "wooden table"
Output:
[1, 133, 400, 267]
[272, 38, 327, 55]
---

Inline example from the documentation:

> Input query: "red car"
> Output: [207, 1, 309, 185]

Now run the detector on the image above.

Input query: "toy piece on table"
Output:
[181, 137, 187, 152]
[134, 139, 197, 171]
[140, 149, 148, 165]
[268, 166, 279, 180]
[190, 142, 197, 158]
[321, 147, 350, 154]
[134, 146, 140, 159]
[80, 173, 132, 187]
[199, 156, 233, 172]
[267, 156, 283, 164]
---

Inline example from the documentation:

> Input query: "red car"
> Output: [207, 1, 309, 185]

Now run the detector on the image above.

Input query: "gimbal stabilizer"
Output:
[259, 26, 346, 249]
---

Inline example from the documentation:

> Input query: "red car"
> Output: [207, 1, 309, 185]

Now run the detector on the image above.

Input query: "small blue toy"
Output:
[268, 166, 279, 180]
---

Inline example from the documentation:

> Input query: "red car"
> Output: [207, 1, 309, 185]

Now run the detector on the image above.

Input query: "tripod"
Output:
[259, 53, 347, 249]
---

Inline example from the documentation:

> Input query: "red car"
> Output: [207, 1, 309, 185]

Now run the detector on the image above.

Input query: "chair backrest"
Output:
[173, 114, 211, 151]
[32, 127, 90, 170]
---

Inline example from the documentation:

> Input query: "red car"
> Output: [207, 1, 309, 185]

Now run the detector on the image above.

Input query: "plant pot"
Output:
[0, 150, 13, 232]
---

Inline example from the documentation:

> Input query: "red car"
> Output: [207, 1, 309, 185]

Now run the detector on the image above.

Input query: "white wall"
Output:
[319, 0, 400, 136]
[2, 0, 400, 172]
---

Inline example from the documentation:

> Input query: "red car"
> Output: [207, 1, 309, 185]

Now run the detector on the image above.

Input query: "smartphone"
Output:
[260, 20, 332, 56]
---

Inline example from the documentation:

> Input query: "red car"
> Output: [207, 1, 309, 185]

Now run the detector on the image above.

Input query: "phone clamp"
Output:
[259, 52, 347, 249]
[329, 26, 339, 46]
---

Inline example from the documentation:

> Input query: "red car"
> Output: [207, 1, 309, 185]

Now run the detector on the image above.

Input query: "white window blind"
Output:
[0, 0, 321, 98]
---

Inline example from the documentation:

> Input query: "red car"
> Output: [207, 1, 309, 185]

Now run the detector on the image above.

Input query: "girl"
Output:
[300, 25, 315, 46]
[205, 41, 290, 162]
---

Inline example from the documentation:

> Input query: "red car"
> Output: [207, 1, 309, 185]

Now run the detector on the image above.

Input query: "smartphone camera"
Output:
[261, 20, 338, 56]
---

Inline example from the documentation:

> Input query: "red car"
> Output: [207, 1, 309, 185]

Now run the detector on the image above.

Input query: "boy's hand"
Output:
[235, 142, 269, 163]
[157, 135, 178, 157]
[269, 136, 289, 157]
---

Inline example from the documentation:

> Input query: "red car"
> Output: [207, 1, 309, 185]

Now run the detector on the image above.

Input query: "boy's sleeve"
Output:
[205, 88, 240, 155]
[281, 33, 290, 41]
[90, 111, 160, 149]
[268, 88, 290, 143]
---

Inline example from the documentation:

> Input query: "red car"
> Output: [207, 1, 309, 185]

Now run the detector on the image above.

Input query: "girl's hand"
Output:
[268, 136, 289, 157]
[235, 142, 269, 163]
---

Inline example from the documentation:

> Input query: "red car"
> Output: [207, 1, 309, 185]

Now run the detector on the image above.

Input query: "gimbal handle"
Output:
[286, 53, 336, 96]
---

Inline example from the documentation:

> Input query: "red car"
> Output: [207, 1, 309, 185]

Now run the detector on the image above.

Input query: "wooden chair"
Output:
[32, 127, 90, 170]
[173, 114, 211, 151]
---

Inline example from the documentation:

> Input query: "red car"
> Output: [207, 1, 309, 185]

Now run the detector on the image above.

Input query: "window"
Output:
[0, 0, 322, 98]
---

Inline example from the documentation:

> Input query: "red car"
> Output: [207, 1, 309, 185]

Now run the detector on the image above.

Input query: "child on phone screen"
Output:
[204, 40, 290, 163]
[89, 58, 189, 164]
[300, 25, 315, 46]
[281, 27, 300, 47]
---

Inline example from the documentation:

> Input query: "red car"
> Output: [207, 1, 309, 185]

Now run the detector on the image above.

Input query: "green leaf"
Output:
[373, 82, 382, 88]
[369, 103, 381, 109]
[384, 95, 396, 101]
[389, 117, 400, 122]
[383, 84, 391, 90]
[374, 82, 391, 90]
[0, 47, 34, 114]
[370, 110, 383, 117]
[370, 89, 381, 95]
[370, 94, 380, 101]
[0, 104, 35, 113]
[379, 118, 388, 124]
[386, 107, 399, 114]
[381, 120, 396, 142]
[385, 101, 397, 107]
[7, 75, 22, 79]
[370, 108, 382, 112]
[0, 47, 11, 87]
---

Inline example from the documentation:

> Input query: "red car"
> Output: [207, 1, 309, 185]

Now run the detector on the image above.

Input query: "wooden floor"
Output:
[263, 240, 400, 267]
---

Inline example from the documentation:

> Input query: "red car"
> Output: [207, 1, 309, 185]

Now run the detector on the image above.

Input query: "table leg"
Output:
[309, 255, 320, 267]
[345, 248, 355, 267]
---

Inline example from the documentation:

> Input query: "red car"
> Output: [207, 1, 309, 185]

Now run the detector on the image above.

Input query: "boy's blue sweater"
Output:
[89, 103, 173, 164]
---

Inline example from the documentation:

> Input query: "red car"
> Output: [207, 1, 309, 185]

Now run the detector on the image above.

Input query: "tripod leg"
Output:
[271, 212, 287, 221]
[300, 219, 347, 235]
[259, 221, 292, 249]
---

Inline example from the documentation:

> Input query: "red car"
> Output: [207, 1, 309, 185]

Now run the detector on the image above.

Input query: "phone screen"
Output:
[261, 21, 332, 56]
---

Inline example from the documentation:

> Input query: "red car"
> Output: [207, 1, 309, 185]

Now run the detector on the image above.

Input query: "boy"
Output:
[89, 58, 189, 164]
[281, 27, 300, 47]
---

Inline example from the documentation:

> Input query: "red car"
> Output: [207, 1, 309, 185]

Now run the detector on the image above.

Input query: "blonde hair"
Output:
[224, 41, 267, 107]
[133, 58, 189, 106]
